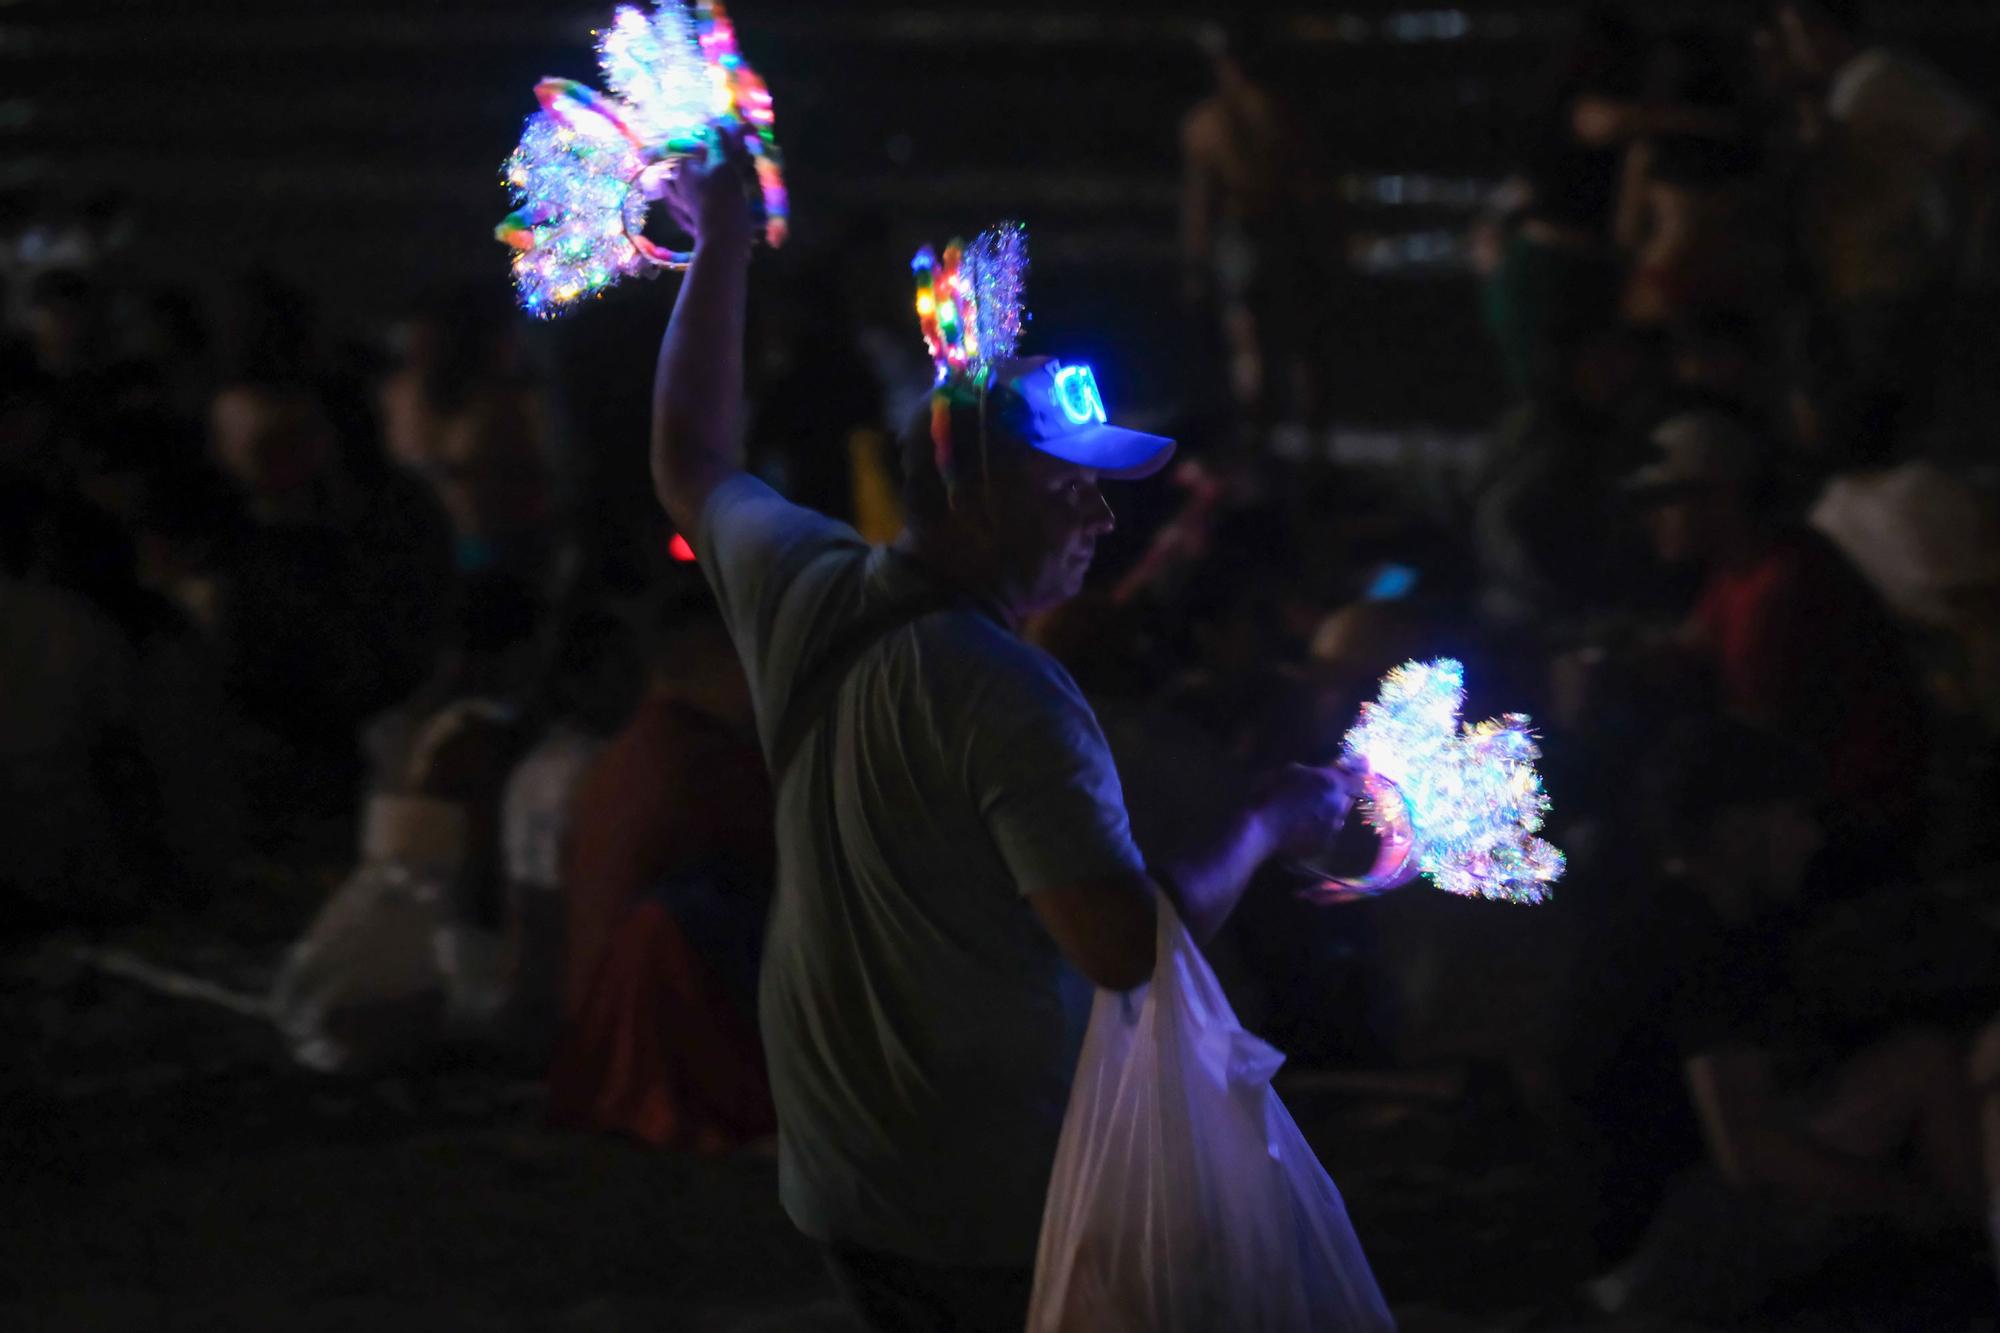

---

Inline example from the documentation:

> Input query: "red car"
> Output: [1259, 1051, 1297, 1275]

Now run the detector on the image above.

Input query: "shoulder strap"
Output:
[766, 583, 962, 785]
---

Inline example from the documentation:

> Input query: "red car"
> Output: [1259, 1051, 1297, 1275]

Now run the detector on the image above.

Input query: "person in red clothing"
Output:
[546, 583, 776, 1150]
[1628, 409, 1926, 856]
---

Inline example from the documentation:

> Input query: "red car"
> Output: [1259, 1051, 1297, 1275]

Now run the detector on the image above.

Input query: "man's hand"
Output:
[1148, 763, 1359, 945]
[1253, 763, 1360, 863]
[657, 129, 758, 255]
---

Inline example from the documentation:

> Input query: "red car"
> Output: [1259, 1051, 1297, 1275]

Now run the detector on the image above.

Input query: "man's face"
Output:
[980, 449, 1116, 616]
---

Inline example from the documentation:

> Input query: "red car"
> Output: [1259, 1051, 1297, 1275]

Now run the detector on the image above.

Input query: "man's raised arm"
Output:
[650, 139, 757, 542]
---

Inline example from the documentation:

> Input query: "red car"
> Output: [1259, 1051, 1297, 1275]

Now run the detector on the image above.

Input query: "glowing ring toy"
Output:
[912, 221, 1028, 383]
[1300, 659, 1564, 904]
[495, 0, 788, 317]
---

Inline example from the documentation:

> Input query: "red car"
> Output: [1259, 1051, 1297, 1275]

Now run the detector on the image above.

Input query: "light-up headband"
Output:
[496, 0, 789, 317]
[1312, 659, 1564, 904]
[912, 221, 1028, 383]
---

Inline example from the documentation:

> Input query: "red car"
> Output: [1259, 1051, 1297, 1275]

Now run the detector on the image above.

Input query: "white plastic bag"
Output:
[1028, 904, 1394, 1333]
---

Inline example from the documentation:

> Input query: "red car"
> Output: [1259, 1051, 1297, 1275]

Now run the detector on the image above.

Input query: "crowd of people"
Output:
[6, 0, 2000, 1322]
[1455, 0, 2000, 1316]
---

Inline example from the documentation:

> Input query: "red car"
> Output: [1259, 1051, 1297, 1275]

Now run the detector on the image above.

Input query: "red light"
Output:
[668, 533, 696, 562]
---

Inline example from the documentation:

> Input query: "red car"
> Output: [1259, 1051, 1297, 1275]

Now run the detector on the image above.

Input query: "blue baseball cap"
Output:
[984, 357, 1176, 479]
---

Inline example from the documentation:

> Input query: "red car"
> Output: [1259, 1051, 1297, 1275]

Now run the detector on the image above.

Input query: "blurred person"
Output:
[274, 575, 568, 1070]
[497, 603, 642, 1054]
[1484, 6, 1751, 390]
[64, 407, 182, 529]
[1665, 309, 1767, 414]
[208, 382, 386, 796]
[1971, 1014, 2000, 1291]
[1587, 718, 1983, 1319]
[216, 269, 318, 388]
[1773, 0, 1997, 459]
[1304, 598, 1445, 758]
[25, 267, 102, 384]
[1775, 0, 1997, 291]
[0, 478, 138, 931]
[378, 286, 554, 579]
[321, 355, 459, 718]
[1474, 319, 1651, 626]
[83, 450, 245, 898]
[651, 144, 1361, 1331]
[1517, 4, 1648, 244]
[546, 586, 774, 1149]
[1626, 408, 1925, 874]
[381, 585, 555, 1029]
[363, 570, 546, 798]
[1106, 455, 1232, 608]
[0, 358, 60, 482]
[131, 459, 245, 633]
[1614, 25, 1776, 332]
[119, 287, 214, 424]
[1150, 503, 1330, 770]
[1810, 457, 2000, 632]
[208, 380, 341, 526]
[1481, 4, 1640, 396]
[210, 375, 454, 780]
[1181, 19, 1332, 441]
[2, 462, 236, 918]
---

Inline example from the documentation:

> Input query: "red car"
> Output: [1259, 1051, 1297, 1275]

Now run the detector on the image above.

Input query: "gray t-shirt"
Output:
[696, 475, 1145, 1266]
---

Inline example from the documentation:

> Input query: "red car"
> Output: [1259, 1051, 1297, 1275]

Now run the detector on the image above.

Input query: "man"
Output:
[1773, 0, 1997, 457]
[549, 587, 775, 1151]
[1587, 718, 1982, 1320]
[1473, 317, 1647, 626]
[1971, 1014, 2000, 1295]
[1181, 20, 1330, 446]
[650, 143, 1357, 1330]
[1626, 409, 1925, 862]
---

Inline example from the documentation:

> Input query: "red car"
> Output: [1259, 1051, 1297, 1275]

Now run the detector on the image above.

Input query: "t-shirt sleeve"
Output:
[694, 473, 865, 666]
[968, 650, 1146, 895]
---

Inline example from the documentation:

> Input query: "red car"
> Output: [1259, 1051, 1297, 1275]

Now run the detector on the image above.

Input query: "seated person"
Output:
[1626, 409, 1927, 873]
[1474, 320, 1650, 627]
[271, 660, 538, 1072]
[1970, 1014, 2000, 1291]
[352, 574, 548, 1035]
[546, 585, 775, 1150]
[363, 571, 544, 796]
[0, 479, 138, 931]
[497, 605, 642, 1052]
[1591, 718, 1983, 1318]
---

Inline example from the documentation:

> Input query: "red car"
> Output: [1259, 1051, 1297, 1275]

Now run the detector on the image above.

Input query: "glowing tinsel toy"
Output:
[912, 221, 1028, 382]
[1329, 659, 1564, 904]
[496, 0, 788, 317]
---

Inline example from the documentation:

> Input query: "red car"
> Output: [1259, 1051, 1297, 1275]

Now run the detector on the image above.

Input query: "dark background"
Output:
[27, 0, 1996, 428]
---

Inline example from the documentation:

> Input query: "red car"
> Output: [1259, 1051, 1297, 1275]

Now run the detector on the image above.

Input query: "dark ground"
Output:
[4, 837, 1994, 1332]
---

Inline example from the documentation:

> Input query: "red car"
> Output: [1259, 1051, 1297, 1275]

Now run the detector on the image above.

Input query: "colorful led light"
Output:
[911, 221, 1028, 382]
[495, 0, 788, 317]
[1332, 659, 1564, 904]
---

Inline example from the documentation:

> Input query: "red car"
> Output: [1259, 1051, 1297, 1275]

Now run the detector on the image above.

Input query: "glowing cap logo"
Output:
[1051, 364, 1108, 427]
